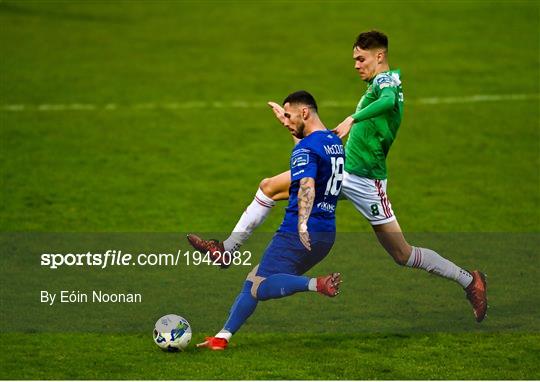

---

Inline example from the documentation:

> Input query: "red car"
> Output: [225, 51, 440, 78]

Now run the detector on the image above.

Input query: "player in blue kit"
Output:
[188, 31, 487, 323]
[197, 91, 345, 350]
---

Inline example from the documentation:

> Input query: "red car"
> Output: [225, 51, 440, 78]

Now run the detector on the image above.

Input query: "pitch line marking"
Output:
[415, 93, 539, 104]
[1, 93, 538, 112]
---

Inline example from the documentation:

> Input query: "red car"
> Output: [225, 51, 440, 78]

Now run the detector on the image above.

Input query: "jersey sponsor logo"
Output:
[291, 153, 309, 168]
[316, 201, 336, 212]
[292, 169, 305, 177]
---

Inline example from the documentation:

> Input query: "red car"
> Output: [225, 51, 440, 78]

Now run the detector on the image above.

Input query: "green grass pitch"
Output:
[1, 0, 539, 380]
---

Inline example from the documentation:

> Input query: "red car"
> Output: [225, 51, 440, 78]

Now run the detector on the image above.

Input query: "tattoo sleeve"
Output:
[297, 177, 315, 229]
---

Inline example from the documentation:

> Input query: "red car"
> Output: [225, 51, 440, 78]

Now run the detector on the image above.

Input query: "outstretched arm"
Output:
[297, 177, 315, 250]
[268, 101, 300, 144]
[333, 88, 396, 138]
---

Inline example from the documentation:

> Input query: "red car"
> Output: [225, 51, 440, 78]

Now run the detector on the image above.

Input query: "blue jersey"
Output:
[278, 130, 345, 234]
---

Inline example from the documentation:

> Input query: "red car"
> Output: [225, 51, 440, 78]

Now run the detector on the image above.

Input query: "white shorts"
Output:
[340, 170, 396, 225]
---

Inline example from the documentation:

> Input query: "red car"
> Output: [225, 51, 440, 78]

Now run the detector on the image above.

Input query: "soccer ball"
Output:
[153, 314, 192, 352]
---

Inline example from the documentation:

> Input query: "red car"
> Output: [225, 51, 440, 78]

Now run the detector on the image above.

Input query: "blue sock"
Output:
[256, 273, 310, 301]
[223, 281, 258, 334]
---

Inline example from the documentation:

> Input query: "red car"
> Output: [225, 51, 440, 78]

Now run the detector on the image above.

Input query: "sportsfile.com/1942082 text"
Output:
[40, 249, 252, 269]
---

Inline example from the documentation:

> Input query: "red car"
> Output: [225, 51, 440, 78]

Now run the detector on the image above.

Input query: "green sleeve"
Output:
[350, 87, 396, 122]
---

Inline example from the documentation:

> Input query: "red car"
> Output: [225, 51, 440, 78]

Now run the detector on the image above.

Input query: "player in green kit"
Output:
[188, 31, 488, 322]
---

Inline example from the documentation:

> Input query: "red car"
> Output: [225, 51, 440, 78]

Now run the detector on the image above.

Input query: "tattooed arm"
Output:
[298, 177, 315, 250]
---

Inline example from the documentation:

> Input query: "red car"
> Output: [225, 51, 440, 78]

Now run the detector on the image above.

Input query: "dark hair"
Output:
[353, 30, 388, 51]
[282, 90, 318, 112]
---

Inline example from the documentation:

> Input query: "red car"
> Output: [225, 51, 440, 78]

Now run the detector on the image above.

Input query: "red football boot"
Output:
[196, 336, 228, 350]
[465, 270, 488, 322]
[186, 234, 230, 268]
[316, 272, 342, 297]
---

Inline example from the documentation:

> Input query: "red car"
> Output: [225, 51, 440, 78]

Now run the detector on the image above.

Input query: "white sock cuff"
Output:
[406, 246, 422, 268]
[308, 278, 317, 292]
[216, 330, 232, 341]
[255, 188, 276, 208]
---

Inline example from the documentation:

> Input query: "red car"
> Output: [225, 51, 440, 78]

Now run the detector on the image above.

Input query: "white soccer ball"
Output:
[153, 314, 192, 352]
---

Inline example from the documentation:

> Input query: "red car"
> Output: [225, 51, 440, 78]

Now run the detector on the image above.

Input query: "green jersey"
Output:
[345, 69, 404, 179]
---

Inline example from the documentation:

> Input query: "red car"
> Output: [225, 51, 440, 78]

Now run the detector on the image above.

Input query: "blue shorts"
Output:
[256, 231, 336, 278]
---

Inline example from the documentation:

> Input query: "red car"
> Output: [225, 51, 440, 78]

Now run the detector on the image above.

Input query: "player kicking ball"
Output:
[197, 91, 345, 350]
[189, 31, 487, 323]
